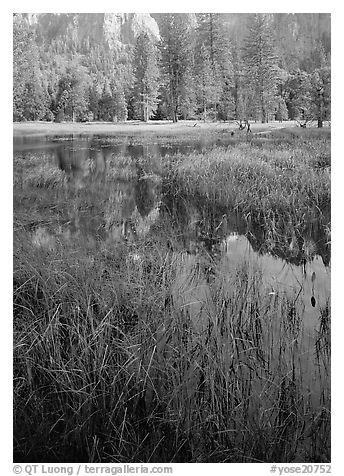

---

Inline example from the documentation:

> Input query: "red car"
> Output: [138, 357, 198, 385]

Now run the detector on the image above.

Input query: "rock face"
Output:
[131, 13, 160, 40]
[21, 13, 160, 48]
[103, 13, 131, 47]
[103, 13, 160, 47]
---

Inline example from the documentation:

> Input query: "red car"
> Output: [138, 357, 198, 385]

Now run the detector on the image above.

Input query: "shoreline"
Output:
[13, 119, 301, 137]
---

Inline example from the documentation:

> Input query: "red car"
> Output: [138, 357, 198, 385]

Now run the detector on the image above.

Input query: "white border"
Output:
[2, 3, 342, 473]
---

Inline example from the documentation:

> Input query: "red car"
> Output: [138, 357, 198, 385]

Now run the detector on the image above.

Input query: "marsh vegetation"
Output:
[13, 126, 330, 463]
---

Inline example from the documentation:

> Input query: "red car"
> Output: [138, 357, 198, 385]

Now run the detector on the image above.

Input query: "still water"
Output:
[14, 133, 330, 335]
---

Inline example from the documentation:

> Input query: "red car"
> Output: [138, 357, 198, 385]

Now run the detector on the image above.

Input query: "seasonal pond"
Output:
[14, 131, 331, 412]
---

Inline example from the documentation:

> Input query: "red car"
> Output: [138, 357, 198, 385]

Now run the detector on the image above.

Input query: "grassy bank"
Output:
[13, 127, 330, 462]
[13, 119, 300, 138]
[163, 128, 330, 265]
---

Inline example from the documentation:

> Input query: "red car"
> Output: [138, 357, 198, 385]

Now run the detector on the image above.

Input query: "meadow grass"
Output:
[169, 133, 330, 216]
[164, 130, 330, 265]
[13, 119, 300, 138]
[13, 128, 330, 462]
[13, 231, 330, 462]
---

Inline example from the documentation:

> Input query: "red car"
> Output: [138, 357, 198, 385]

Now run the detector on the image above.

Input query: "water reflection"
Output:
[14, 133, 330, 433]
[161, 186, 330, 270]
[220, 233, 330, 327]
[14, 134, 330, 314]
[13, 132, 230, 160]
[62, 173, 161, 245]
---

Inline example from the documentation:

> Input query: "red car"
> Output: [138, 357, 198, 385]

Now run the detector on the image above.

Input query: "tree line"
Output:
[13, 13, 331, 126]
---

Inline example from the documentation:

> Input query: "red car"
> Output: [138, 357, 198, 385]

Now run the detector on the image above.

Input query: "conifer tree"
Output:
[195, 13, 233, 120]
[12, 13, 331, 124]
[230, 43, 246, 121]
[88, 84, 101, 121]
[99, 82, 114, 121]
[13, 15, 49, 120]
[275, 97, 289, 122]
[243, 14, 278, 123]
[159, 14, 195, 122]
[55, 62, 89, 122]
[133, 32, 160, 122]
[195, 44, 220, 121]
[284, 70, 312, 121]
[310, 67, 331, 128]
[309, 44, 331, 127]
[112, 85, 128, 122]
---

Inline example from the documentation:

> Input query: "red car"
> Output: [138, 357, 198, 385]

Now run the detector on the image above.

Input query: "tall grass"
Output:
[171, 140, 330, 217]
[13, 129, 330, 462]
[14, 232, 330, 462]
[163, 134, 330, 265]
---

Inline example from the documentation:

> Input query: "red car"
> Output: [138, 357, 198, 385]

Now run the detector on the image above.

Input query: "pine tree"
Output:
[309, 44, 331, 127]
[112, 85, 128, 122]
[55, 62, 90, 122]
[21, 82, 48, 121]
[13, 15, 49, 121]
[230, 42, 246, 121]
[88, 83, 101, 121]
[159, 14, 195, 123]
[310, 67, 331, 127]
[275, 97, 289, 122]
[99, 81, 114, 121]
[195, 44, 221, 121]
[244, 14, 278, 123]
[284, 70, 312, 121]
[12, 13, 331, 125]
[218, 79, 235, 121]
[133, 32, 160, 122]
[195, 14, 233, 121]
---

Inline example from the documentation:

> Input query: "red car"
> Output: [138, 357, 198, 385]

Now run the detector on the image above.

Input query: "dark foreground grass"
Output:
[13, 128, 330, 462]
[13, 233, 330, 463]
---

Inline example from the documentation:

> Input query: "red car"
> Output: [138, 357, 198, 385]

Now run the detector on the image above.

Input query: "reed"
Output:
[13, 128, 330, 462]
[14, 229, 330, 462]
